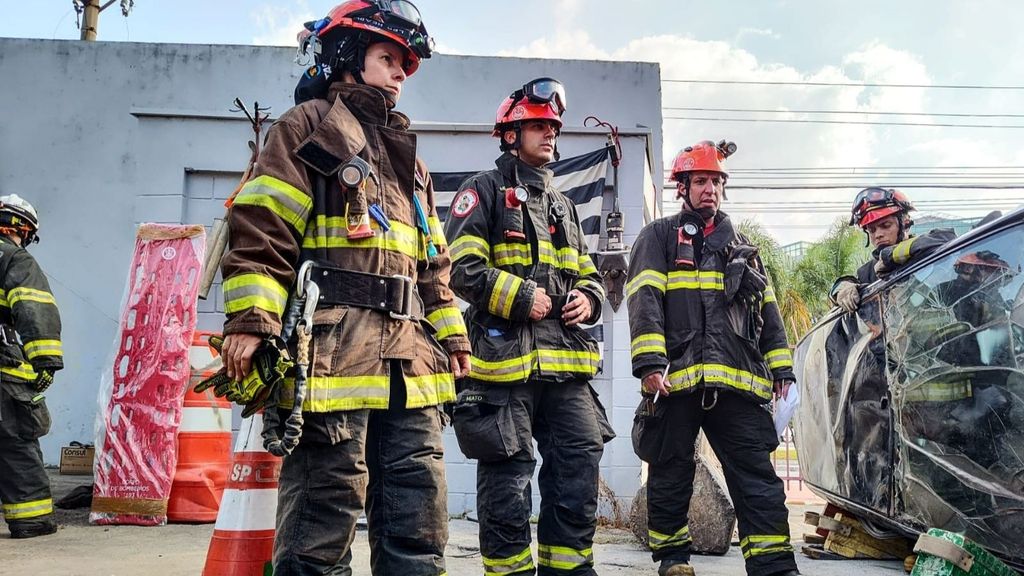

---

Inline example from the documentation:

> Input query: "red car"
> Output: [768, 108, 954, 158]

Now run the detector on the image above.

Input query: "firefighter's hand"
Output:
[642, 371, 670, 397]
[834, 280, 861, 313]
[561, 289, 592, 326]
[33, 369, 54, 393]
[529, 287, 552, 321]
[774, 379, 795, 401]
[222, 333, 263, 382]
[450, 351, 471, 379]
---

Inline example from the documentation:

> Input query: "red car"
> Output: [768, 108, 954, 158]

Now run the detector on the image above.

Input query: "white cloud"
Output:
[251, 1, 315, 47]
[735, 27, 781, 43]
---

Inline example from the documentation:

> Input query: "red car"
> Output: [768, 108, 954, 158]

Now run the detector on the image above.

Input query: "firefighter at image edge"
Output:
[444, 77, 616, 576]
[626, 140, 800, 576]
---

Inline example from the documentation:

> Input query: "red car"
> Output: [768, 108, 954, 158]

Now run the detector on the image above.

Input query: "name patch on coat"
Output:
[451, 189, 479, 218]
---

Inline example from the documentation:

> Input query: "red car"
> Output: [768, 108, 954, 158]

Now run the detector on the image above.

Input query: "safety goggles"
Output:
[508, 77, 567, 116]
[850, 187, 898, 224]
[373, 0, 423, 29]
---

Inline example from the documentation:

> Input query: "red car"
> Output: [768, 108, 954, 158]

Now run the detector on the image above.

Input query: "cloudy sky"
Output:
[6, 0, 1024, 244]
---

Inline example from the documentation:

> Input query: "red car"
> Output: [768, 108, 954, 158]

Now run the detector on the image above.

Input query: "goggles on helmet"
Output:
[850, 187, 910, 226]
[504, 77, 567, 120]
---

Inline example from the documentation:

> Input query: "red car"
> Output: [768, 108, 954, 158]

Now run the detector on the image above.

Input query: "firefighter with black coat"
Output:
[831, 187, 955, 312]
[627, 142, 799, 576]
[0, 194, 63, 539]
[445, 78, 614, 576]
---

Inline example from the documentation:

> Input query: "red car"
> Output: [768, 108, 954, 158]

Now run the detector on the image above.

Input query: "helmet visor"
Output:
[523, 77, 566, 115]
[851, 187, 896, 224]
[382, 0, 423, 28]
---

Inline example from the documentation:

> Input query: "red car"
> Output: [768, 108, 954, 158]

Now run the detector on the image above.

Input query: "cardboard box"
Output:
[59, 444, 95, 475]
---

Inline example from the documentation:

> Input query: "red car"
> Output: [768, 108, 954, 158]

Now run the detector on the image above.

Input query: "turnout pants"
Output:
[643, 388, 796, 576]
[467, 379, 610, 576]
[273, 366, 449, 576]
[0, 384, 54, 532]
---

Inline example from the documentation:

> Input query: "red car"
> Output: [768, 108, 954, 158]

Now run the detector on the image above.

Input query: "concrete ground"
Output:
[1, 471, 909, 576]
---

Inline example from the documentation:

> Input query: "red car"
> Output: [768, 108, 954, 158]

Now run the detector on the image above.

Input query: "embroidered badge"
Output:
[451, 189, 479, 218]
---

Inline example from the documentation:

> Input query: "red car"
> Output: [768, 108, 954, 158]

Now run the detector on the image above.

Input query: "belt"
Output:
[309, 264, 424, 321]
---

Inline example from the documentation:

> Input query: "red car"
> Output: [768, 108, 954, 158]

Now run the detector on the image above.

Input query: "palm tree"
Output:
[791, 218, 872, 320]
[737, 220, 812, 342]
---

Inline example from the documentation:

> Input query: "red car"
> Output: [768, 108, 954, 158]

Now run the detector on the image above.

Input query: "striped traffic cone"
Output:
[168, 332, 232, 523]
[201, 413, 281, 576]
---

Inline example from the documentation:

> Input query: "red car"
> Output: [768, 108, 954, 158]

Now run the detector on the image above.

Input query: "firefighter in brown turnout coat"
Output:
[445, 79, 614, 576]
[627, 141, 799, 576]
[0, 194, 63, 539]
[210, 2, 470, 574]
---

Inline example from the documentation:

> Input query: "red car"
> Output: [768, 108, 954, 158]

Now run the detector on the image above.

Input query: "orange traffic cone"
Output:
[168, 332, 232, 523]
[201, 413, 281, 576]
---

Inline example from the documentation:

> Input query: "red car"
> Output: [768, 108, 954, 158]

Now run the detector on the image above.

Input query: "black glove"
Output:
[724, 245, 767, 305]
[33, 369, 54, 393]
[194, 336, 292, 418]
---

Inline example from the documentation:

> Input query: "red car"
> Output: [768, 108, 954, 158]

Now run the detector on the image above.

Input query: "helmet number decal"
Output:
[451, 189, 479, 218]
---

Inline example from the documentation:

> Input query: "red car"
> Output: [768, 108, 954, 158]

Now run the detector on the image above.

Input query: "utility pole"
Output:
[75, 0, 135, 42]
[79, 0, 101, 41]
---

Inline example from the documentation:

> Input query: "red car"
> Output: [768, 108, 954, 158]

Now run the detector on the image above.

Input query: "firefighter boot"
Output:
[10, 519, 57, 539]
[659, 559, 695, 576]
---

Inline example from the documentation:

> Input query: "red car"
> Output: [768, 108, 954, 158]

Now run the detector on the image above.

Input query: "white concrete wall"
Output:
[0, 38, 663, 516]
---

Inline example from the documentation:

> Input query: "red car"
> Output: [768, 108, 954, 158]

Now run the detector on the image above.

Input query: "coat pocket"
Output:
[13, 395, 51, 440]
[451, 387, 520, 462]
[309, 307, 348, 377]
[631, 396, 668, 464]
[588, 384, 616, 444]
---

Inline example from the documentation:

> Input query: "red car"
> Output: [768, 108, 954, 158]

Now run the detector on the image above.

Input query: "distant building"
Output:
[914, 213, 986, 236]
[782, 240, 812, 261]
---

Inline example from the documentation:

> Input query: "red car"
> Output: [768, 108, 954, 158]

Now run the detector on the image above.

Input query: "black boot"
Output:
[10, 520, 57, 539]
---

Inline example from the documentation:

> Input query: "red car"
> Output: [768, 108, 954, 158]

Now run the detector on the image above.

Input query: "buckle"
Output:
[389, 274, 414, 320]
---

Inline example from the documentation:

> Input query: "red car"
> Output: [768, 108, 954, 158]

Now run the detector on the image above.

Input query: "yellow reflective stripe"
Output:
[1, 362, 37, 381]
[667, 270, 724, 292]
[905, 379, 973, 402]
[0, 290, 7, 307]
[450, 235, 491, 263]
[487, 271, 523, 319]
[555, 245, 581, 272]
[666, 364, 703, 393]
[537, 241, 558, 267]
[493, 242, 532, 267]
[704, 363, 773, 400]
[405, 373, 456, 407]
[23, 339, 63, 359]
[574, 278, 605, 300]
[2, 498, 53, 520]
[579, 253, 598, 276]
[278, 375, 390, 411]
[626, 270, 667, 296]
[631, 333, 666, 358]
[223, 273, 289, 316]
[425, 306, 467, 340]
[483, 546, 535, 575]
[892, 236, 917, 265]
[536, 349, 600, 373]
[648, 524, 692, 550]
[302, 216, 419, 258]
[537, 543, 593, 570]
[428, 216, 448, 247]
[7, 287, 56, 306]
[762, 285, 777, 305]
[740, 535, 792, 559]
[234, 175, 312, 235]
[764, 348, 793, 369]
[469, 353, 533, 383]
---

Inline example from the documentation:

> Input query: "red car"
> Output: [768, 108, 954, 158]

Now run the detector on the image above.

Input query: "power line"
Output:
[661, 78, 1024, 91]
[663, 116, 1024, 129]
[662, 106, 1024, 120]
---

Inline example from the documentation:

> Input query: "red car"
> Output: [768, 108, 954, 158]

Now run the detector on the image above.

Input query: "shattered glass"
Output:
[794, 225, 1024, 563]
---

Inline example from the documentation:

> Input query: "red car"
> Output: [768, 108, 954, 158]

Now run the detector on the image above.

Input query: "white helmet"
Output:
[0, 194, 40, 243]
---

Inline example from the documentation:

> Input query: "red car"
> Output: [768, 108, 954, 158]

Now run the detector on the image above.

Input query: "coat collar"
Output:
[678, 208, 735, 253]
[495, 152, 553, 191]
[326, 82, 410, 130]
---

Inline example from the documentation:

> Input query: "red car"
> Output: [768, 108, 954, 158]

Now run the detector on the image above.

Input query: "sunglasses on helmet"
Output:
[505, 77, 567, 119]
[850, 187, 902, 224]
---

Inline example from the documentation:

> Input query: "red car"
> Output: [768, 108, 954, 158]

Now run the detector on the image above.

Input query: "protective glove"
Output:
[724, 244, 767, 305]
[194, 335, 292, 418]
[33, 369, 54, 393]
[834, 280, 861, 313]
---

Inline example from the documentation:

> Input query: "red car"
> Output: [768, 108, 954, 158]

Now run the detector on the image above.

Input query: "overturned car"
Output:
[793, 208, 1024, 569]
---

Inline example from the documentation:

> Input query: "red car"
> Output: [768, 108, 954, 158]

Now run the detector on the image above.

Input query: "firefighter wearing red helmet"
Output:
[830, 187, 955, 313]
[0, 194, 63, 540]
[444, 78, 612, 576]
[627, 141, 800, 576]
[208, 2, 470, 573]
